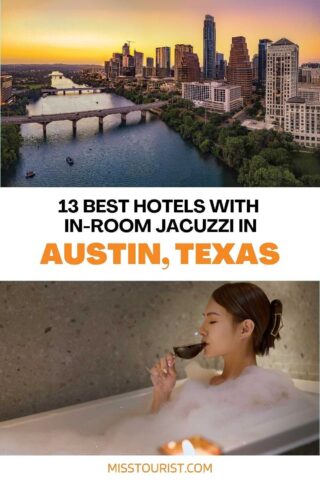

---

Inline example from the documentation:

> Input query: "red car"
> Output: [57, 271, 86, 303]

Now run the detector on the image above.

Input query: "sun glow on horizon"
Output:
[2, 0, 319, 65]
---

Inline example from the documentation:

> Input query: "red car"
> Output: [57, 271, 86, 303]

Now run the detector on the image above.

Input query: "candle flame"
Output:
[182, 439, 196, 456]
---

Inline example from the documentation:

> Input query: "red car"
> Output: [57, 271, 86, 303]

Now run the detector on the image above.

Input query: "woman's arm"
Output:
[149, 353, 176, 413]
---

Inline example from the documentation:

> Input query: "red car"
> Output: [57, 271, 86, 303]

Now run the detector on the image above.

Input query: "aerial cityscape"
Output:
[1, 0, 320, 187]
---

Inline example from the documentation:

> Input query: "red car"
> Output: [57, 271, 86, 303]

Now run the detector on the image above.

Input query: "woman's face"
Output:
[199, 297, 242, 358]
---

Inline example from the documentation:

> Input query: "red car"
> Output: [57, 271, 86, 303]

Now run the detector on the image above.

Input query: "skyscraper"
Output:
[176, 52, 201, 83]
[252, 54, 259, 82]
[174, 44, 193, 80]
[258, 39, 272, 88]
[122, 43, 130, 56]
[105, 53, 122, 80]
[122, 54, 135, 76]
[146, 57, 154, 68]
[134, 50, 144, 76]
[216, 52, 226, 80]
[203, 14, 216, 80]
[156, 47, 171, 77]
[265, 38, 299, 127]
[227, 36, 252, 102]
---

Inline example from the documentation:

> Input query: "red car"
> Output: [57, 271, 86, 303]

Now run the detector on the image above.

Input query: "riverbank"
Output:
[1, 87, 46, 176]
[3, 72, 319, 187]
[104, 80, 319, 187]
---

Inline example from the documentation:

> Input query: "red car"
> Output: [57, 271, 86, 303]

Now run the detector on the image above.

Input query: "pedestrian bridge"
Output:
[1, 101, 168, 137]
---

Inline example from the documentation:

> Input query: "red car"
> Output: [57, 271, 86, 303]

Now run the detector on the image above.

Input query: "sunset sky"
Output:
[2, 0, 320, 65]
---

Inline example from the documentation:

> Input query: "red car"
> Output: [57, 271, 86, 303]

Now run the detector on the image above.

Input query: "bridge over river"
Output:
[1, 101, 168, 138]
[42, 87, 106, 95]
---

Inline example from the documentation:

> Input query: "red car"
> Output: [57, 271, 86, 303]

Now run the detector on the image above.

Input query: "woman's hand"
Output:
[149, 352, 176, 413]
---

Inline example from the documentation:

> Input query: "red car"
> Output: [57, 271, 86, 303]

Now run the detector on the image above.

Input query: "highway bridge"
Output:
[42, 87, 106, 95]
[1, 101, 169, 137]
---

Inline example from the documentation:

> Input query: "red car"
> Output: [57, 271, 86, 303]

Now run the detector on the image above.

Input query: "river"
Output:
[3, 72, 239, 187]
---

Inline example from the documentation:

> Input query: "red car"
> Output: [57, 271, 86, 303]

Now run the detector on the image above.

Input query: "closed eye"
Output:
[209, 321, 217, 324]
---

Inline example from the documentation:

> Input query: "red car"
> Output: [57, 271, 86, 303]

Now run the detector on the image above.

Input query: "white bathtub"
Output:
[0, 376, 318, 455]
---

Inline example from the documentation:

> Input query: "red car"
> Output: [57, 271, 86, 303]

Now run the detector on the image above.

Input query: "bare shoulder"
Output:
[209, 375, 225, 386]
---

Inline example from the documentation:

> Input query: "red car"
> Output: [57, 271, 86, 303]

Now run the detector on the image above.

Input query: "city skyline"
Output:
[2, 0, 319, 65]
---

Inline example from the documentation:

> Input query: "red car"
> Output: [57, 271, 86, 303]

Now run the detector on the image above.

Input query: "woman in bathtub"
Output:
[97, 281, 316, 454]
[149, 282, 283, 413]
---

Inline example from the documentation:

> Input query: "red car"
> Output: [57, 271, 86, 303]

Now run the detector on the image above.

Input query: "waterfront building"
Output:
[298, 83, 320, 102]
[0, 74, 13, 104]
[227, 36, 252, 102]
[156, 47, 171, 77]
[134, 50, 144, 76]
[258, 39, 272, 88]
[299, 64, 320, 85]
[284, 96, 320, 148]
[182, 81, 243, 113]
[216, 53, 226, 80]
[203, 14, 216, 80]
[265, 38, 299, 127]
[174, 44, 193, 80]
[177, 52, 201, 83]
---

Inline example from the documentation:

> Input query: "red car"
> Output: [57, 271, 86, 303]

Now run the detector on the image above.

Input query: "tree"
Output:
[260, 147, 290, 167]
[301, 175, 320, 187]
[238, 155, 268, 185]
[223, 136, 247, 169]
[1, 125, 22, 171]
[199, 139, 212, 154]
[238, 156, 301, 186]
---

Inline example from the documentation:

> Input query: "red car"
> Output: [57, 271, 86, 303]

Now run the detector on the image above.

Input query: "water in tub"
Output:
[0, 363, 318, 454]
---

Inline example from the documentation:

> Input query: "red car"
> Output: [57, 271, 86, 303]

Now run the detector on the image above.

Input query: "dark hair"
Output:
[212, 282, 282, 356]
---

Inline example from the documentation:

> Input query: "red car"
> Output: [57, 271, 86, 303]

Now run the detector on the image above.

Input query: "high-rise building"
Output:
[227, 36, 252, 102]
[174, 44, 193, 80]
[122, 54, 135, 76]
[122, 43, 130, 56]
[299, 64, 320, 85]
[0, 74, 13, 104]
[252, 54, 259, 82]
[203, 14, 216, 80]
[105, 53, 123, 79]
[176, 52, 201, 83]
[216, 53, 226, 80]
[182, 81, 243, 113]
[134, 50, 144, 76]
[284, 96, 320, 148]
[265, 38, 299, 127]
[146, 57, 154, 68]
[258, 39, 272, 88]
[156, 47, 171, 77]
[144, 57, 154, 77]
[298, 83, 320, 102]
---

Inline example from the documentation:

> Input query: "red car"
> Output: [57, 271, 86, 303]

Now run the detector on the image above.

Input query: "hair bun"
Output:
[269, 299, 283, 338]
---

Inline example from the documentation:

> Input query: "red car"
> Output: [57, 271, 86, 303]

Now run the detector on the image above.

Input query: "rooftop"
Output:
[272, 38, 297, 47]
[287, 96, 306, 103]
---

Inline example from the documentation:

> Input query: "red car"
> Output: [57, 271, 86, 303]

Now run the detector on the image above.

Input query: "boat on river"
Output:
[66, 157, 74, 166]
[25, 171, 35, 178]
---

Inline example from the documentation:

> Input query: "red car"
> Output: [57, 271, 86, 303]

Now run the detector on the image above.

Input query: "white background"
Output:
[1, 456, 320, 480]
[0, 187, 318, 280]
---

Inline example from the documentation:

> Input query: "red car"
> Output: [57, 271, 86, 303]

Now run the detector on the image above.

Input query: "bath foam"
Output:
[0, 366, 318, 454]
[101, 365, 318, 454]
